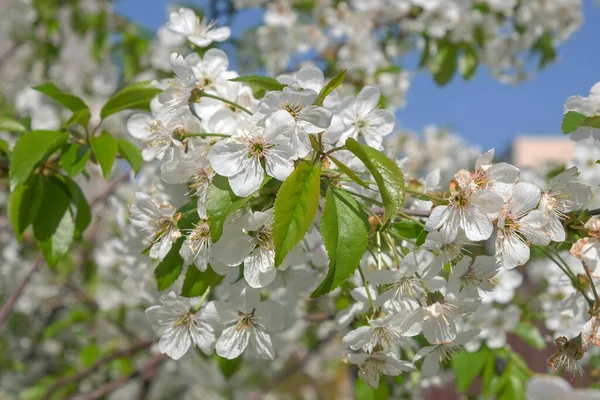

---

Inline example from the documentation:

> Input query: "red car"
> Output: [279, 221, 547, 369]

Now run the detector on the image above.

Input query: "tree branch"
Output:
[0, 254, 44, 327]
[70, 353, 166, 400]
[41, 340, 154, 400]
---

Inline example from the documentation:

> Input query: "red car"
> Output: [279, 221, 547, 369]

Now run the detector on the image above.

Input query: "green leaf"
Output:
[452, 347, 491, 393]
[215, 354, 242, 378]
[229, 75, 286, 92]
[117, 139, 143, 175]
[355, 377, 389, 399]
[8, 173, 44, 242]
[532, 31, 556, 69]
[100, 81, 161, 120]
[90, 131, 118, 179]
[33, 177, 76, 267]
[0, 116, 26, 133]
[329, 155, 371, 189]
[460, 43, 478, 80]
[59, 143, 91, 176]
[273, 161, 321, 267]
[206, 175, 260, 242]
[154, 240, 185, 291]
[180, 265, 224, 298]
[391, 220, 425, 240]
[345, 138, 405, 225]
[0, 139, 9, 155]
[311, 188, 369, 297]
[315, 69, 346, 106]
[431, 41, 458, 86]
[33, 83, 90, 127]
[63, 108, 91, 129]
[9, 130, 69, 190]
[62, 177, 92, 238]
[562, 111, 587, 134]
[511, 322, 546, 350]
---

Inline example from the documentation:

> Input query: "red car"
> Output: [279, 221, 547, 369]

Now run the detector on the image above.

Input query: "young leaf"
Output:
[314, 69, 346, 106]
[9, 130, 69, 190]
[206, 175, 266, 242]
[562, 111, 587, 134]
[0, 116, 26, 133]
[33, 82, 90, 127]
[511, 322, 546, 350]
[328, 155, 371, 189]
[355, 377, 389, 400]
[63, 108, 92, 129]
[431, 41, 458, 86]
[215, 354, 243, 378]
[229, 75, 286, 92]
[59, 143, 91, 176]
[273, 161, 322, 267]
[90, 131, 118, 179]
[33, 177, 76, 267]
[311, 188, 369, 298]
[61, 177, 92, 238]
[460, 43, 478, 81]
[180, 265, 224, 298]
[392, 220, 425, 240]
[154, 239, 185, 291]
[117, 138, 143, 175]
[452, 347, 491, 393]
[8, 173, 44, 242]
[100, 81, 161, 120]
[345, 138, 405, 224]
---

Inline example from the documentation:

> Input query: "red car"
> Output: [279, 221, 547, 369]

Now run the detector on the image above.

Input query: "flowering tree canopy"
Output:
[2, 0, 600, 399]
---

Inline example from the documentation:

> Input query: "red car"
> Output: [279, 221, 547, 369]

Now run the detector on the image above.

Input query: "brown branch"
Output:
[41, 340, 154, 400]
[0, 42, 23, 70]
[588, 208, 600, 217]
[0, 254, 44, 327]
[70, 353, 166, 400]
[0, 173, 130, 329]
[303, 312, 333, 322]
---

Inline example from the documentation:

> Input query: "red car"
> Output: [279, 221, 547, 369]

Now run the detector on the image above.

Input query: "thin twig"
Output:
[0, 254, 44, 327]
[70, 353, 165, 400]
[41, 341, 154, 400]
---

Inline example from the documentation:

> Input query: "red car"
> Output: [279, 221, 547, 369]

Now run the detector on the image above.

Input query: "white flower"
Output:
[370, 250, 443, 308]
[476, 304, 521, 348]
[447, 256, 500, 297]
[338, 86, 395, 150]
[179, 215, 229, 274]
[185, 48, 233, 89]
[468, 149, 520, 201]
[481, 268, 523, 304]
[527, 375, 600, 400]
[539, 167, 591, 242]
[212, 210, 302, 288]
[167, 8, 231, 47]
[495, 182, 549, 269]
[341, 313, 406, 352]
[336, 287, 377, 327]
[413, 329, 480, 376]
[563, 82, 600, 142]
[277, 65, 325, 93]
[145, 292, 218, 360]
[425, 175, 504, 243]
[255, 86, 333, 158]
[344, 352, 414, 388]
[400, 296, 480, 344]
[152, 53, 198, 120]
[208, 110, 296, 197]
[160, 148, 214, 216]
[214, 287, 285, 360]
[129, 193, 181, 260]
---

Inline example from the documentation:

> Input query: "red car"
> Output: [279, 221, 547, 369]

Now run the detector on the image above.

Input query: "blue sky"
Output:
[116, 0, 600, 151]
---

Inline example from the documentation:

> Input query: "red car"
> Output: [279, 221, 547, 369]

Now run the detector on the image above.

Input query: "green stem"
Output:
[182, 132, 230, 139]
[398, 211, 426, 228]
[191, 287, 211, 314]
[344, 189, 384, 206]
[406, 187, 447, 203]
[358, 266, 377, 314]
[384, 232, 402, 269]
[387, 230, 418, 246]
[583, 262, 600, 310]
[199, 92, 253, 115]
